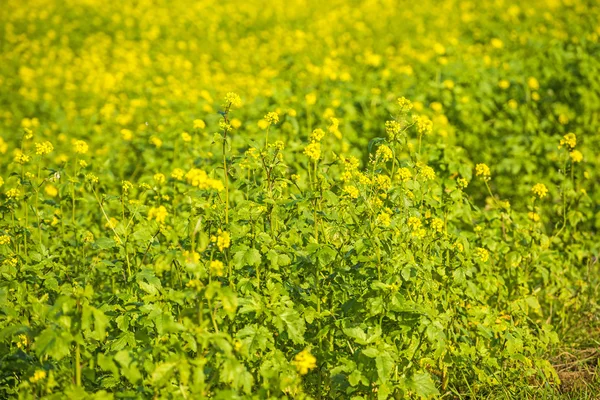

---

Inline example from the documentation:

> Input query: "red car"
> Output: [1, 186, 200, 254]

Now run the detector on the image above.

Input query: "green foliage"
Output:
[1, 0, 600, 398]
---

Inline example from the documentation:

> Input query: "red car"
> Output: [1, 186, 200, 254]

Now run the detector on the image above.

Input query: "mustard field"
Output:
[1, 0, 600, 398]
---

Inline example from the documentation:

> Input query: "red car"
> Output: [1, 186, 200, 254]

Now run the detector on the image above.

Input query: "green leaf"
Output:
[348, 369, 368, 387]
[362, 347, 379, 358]
[343, 325, 381, 345]
[233, 245, 262, 269]
[95, 237, 116, 249]
[33, 328, 72, 360]
[404, 371, 440, 398]
[220, 358, 254, 394]
[236, 324, 271, 355]
[98, 353, 119, 376]
[375, 352, 394, 383]
[273, 307, 306, 344]
[151, 361, 178, 385]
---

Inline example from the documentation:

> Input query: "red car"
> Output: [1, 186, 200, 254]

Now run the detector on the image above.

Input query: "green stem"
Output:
[36, 163, 42, 243]
[75, 342, 81, 386]
[223, 135, 229, 226]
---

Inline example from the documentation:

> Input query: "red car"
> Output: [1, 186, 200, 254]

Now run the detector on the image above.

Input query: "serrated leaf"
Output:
[274, 307, 306, 344]
[403, 371, 440, 398]
[151, 361, 177, 385]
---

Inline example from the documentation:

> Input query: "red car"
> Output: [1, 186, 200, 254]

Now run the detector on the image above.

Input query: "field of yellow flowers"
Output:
[2, 0, 600, 398]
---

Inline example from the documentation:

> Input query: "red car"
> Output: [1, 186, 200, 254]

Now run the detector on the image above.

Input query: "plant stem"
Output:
[223, 137, 229, 225]
[75, 342, 81, 386]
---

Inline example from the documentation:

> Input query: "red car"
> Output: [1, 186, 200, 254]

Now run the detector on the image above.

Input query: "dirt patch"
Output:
[552, 348, 599, 392]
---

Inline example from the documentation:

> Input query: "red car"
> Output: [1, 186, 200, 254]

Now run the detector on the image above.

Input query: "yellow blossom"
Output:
[0, 138, 7, 154]
[531, 183, 548, 199]
[491, 38, 504, 48]
[375, 174, 392, 190]
[121, 129, 133, 141]
[570, 150, 583, 163]
[214, 230, 230, 252]
[122, 180, 134, 193]
[397, 97, 413, 112]
[171, 168, 185, 180]
[45, 185, 58, 197]
[73, 139, 89, 154]
[407, 216, 422, 230]
[150, 136, 163, 148]
[430, 102, 443, 112]
[85, 173, 98, 184]
[185, 168, 224, 191]
[35, 141, 54, 155]
[186, 279, 202, 289]
[148, 205, 168, 223]
[527, 77, 539, 90]
[193, 119, 206, 129]
[29, 370, 46, 383]
[311, 128, 326, 142]
[105, 217, 119, 230]
[397, 167, 412, 182]
[3, 256, 17, 267]
[475, 247, 489, 262]
[0, 235, 10, 245]
[225, 92, 242, 108]
[184, 251, 200, 264]
[418, 164, 436, 181]
[6, 188, 20, 199]
[475, 163, 491, 181]
[230, 118, 242, 129]
[16, 334, 28, 348]
[528, 212, 540, 222]
[210, 260, 225, 276]
[431, 218, 444, 233]
[413, 115, 433, 135]
[264, 111, 279, 125]
[443, 80, 455, 90]
[328, 117, 341, 139]
[385, 120, 401, 140]
[559, 133, 577, 150]
[304, 142, 321, 162]
[305, 93, 317, 105]
[376, 144, 393, 162]
[293, 349, 317, 375]
[154, 173, 166, 185]
[14, 151, 30, 164]
[377, 210, 392, 227]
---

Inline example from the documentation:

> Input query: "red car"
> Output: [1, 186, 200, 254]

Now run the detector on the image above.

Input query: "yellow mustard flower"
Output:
[45, 185, 58, 197]
[376, 144, 393, 162]
[475, 247, 489, 262]
[193, 119, 206, 129]
[304, 142, 321, 162]
[148, 205, 168, 223]
[475, 163, 491, 181]
[559, 133, 576, 150]
[72, 139, 89, 154]
[210, 260, 225, 276]
[531, 183, 548, 199]
[293, 349, 317, 375]
[224, 92, 242, 108]
[570, 150, 583, 163]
